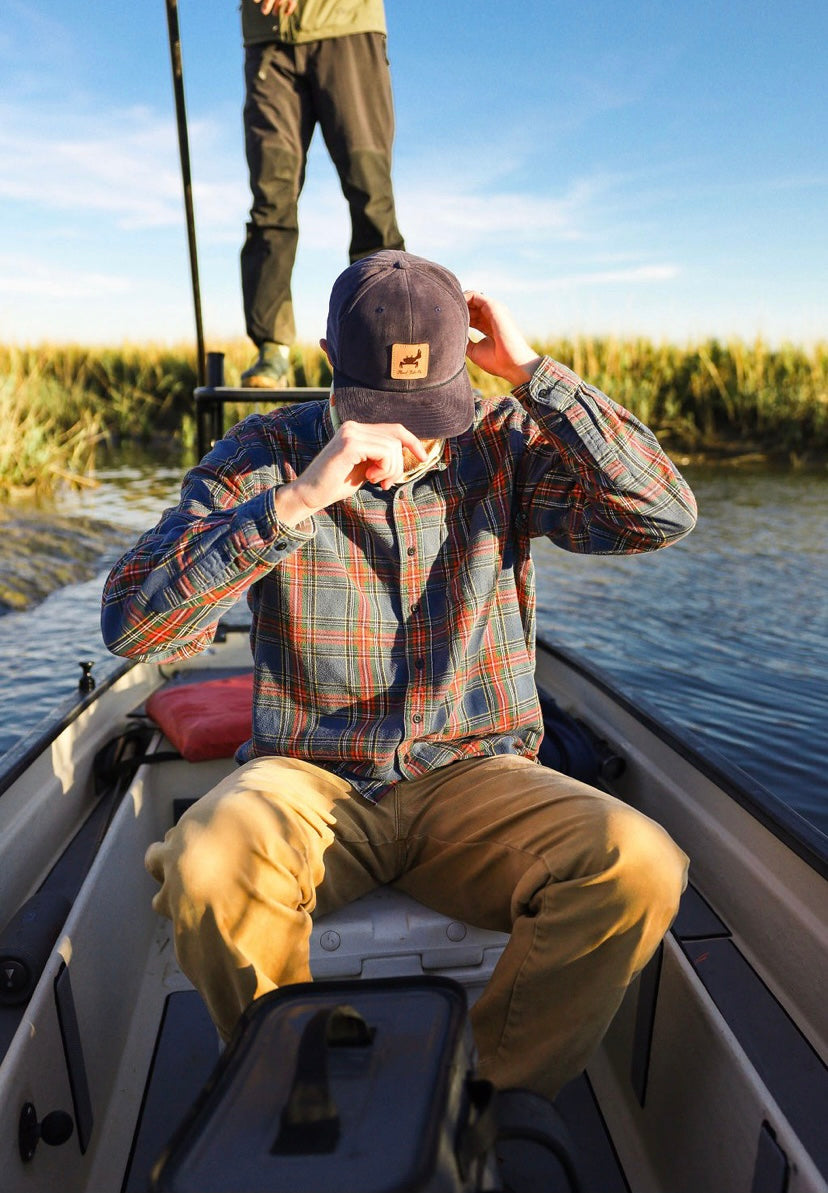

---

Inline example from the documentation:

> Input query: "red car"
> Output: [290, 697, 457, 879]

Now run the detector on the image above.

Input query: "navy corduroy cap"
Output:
[326, 250, 474, 438]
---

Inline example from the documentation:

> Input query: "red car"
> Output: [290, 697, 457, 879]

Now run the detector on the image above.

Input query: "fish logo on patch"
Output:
[391, 342, 430, 379]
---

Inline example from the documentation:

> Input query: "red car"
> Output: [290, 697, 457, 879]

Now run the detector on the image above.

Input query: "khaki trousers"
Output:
[146, 754, 688, 1099]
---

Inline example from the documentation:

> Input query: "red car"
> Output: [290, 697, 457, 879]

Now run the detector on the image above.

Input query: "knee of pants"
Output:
[147, 791, 324, 922]
[246, 146, 304, 222]
[597, 804, 689, 931]
[536, 799, 689, 932]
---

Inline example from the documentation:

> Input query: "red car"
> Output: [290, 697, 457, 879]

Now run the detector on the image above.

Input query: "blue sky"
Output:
[1, 0, 826, 349]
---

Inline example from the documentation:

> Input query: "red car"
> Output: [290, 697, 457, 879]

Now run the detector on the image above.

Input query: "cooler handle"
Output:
[271, 1003, 373, 1155]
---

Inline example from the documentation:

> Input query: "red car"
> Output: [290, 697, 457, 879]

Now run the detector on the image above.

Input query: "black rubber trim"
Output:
[554, 1072, 631, 1193]
[671, 884, 730, 941]
[630, 945, 663, 1107]
[54, 963, 93, 1154]
[751, 1122, 790, 1193]
[121, 991, 217, 1193]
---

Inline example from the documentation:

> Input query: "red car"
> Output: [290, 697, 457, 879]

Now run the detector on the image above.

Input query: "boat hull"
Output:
[0, 629, 824, 1192]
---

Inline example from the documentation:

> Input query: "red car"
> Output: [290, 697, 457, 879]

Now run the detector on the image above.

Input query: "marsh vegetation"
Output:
[2, 336, 825, 495]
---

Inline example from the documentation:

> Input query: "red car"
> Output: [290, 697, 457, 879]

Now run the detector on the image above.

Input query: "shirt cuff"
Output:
[512, 355, 583, 411]
[243, 486, 317, 564]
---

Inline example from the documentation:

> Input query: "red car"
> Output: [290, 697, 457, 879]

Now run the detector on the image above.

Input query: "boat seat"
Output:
[145, 670, 253, 761]
[311, 886, 508, 1005]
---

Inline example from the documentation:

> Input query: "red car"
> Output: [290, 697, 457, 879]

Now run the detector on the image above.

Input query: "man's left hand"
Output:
[464, 291, 541, 389]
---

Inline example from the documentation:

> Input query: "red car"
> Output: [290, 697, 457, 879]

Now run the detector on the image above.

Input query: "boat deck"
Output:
[1, 644, 826, 1193]
[119, 908, 631, 1193]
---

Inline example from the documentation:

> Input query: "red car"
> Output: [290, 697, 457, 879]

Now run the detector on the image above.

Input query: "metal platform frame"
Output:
[195, 353, 327, 457]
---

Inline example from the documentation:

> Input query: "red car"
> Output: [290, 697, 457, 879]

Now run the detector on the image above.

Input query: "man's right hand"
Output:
[273, 421, 429, 528]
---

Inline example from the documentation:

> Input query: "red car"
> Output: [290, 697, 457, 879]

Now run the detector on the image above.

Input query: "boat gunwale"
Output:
[0, 657, 137, 799]
[1, 628, 824, 880]
[536, 631, 828, 880]
[0, 622, 253, 803]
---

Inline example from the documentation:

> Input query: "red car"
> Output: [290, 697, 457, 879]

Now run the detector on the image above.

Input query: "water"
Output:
[1, 458, 826, 838]
[0, 459, 184, 751]
[533, 464, 828, 835]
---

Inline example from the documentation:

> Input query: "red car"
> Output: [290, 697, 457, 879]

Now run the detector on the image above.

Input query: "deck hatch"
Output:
[122, 990, 218, 1192]
[679, 936, 827, 1178]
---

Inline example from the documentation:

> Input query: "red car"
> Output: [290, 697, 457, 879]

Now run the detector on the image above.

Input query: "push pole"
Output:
[165, 0, 206, 387]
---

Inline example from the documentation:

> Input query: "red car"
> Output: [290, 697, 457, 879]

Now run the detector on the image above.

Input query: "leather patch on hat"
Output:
[390, 342, 430, 379]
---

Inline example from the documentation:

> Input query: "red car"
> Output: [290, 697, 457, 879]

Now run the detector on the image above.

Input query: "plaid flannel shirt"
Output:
[101, 357, 697, 801]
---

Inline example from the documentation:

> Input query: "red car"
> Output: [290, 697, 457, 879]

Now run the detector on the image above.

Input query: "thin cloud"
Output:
[457, 263, 680, 296]
[279, 132, 609, 257]
[0, 102, 244, 232]
[396, 151, 603, 250]
[0, 260, 131, 299]
[531, 264, 680, 289]
[399, 187, 591, 247]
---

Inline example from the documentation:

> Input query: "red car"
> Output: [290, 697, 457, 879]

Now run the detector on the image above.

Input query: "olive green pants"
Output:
[241, 31, 405, 347]
[146, 754, 687, 1099]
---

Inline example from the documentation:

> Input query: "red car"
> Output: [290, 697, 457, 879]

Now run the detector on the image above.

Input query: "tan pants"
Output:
[146, 754, 688, 1099]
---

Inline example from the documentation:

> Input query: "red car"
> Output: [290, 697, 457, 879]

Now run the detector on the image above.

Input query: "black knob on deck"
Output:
[18, 1101, 74, 1162]
[78, 660, 96, 692]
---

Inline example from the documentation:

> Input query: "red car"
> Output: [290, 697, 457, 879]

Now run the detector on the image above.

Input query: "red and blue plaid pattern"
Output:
[102, 358, 696, 801]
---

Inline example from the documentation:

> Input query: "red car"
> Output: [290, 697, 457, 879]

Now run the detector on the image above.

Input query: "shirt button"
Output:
[415, 658, 425, 669]
[407, 547, 415, 556]
[412, 714, 423, 724]
[410, 603, 419, 614]
[275, 541, 287, 550]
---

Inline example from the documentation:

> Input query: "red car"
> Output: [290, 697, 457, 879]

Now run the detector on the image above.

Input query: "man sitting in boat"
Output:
[101, 250, 697, 1101]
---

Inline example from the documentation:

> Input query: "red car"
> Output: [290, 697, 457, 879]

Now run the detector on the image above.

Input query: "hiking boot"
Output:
[241, 342, 291, 389]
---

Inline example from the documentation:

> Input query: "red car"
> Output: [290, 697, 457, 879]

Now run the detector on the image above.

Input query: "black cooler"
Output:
[151, 976, 500, 1193]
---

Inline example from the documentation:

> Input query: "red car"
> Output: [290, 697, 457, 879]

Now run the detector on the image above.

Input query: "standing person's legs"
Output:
[311, 32, 405, 261]
[241, 42, 314, 349]
[386, 755, 689, 1100]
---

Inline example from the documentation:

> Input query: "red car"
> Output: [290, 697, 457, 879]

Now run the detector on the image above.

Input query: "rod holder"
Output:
[206, 352, 226, 387]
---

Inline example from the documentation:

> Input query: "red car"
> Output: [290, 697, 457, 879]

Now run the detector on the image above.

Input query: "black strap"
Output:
[456, 1076, 499, 1181]
[271, 1004, 373, 1155]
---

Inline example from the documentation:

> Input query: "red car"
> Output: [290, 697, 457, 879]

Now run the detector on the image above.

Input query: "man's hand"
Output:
[252, 0, 297, 17]
[273, 421, 429, 528]
[464, 291, 542, 389]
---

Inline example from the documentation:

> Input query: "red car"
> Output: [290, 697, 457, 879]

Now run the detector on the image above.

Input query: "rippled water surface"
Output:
[0, 460, 184, 753]
[1, 458, 826, 838]
[533, 465, 828, 835]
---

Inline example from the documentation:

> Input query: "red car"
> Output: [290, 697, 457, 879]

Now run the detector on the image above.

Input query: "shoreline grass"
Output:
[1, 336, 826, 495]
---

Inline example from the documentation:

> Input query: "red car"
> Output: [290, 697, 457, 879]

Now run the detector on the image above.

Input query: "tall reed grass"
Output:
[0, 368, 102, 499]
[543, 337, 828, 461]
[1, 336, 825, 494]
